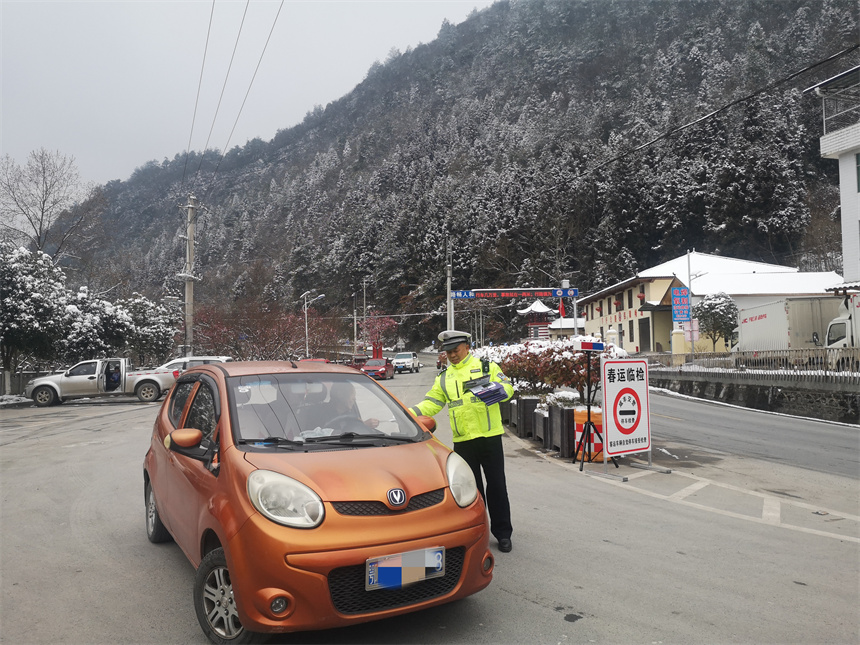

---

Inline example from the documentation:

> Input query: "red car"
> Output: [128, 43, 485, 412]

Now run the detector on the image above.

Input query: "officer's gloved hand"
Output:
[475, 382, 507, 406]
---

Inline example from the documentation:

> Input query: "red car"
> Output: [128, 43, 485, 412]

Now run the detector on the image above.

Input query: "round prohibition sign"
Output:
[613, 387, 641, 435]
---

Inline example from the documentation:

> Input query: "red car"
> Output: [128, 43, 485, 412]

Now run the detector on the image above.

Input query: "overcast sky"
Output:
[1, 0, 494, 185]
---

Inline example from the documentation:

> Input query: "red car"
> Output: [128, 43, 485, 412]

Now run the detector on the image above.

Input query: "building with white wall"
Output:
[579, 251, 841, 354]
[806, 65, 860, 290]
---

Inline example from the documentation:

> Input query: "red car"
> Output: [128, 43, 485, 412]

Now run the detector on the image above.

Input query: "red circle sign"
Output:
[613, 387, 641, 435]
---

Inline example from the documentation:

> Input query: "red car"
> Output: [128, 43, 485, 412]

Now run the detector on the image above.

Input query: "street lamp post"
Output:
[302, 291, 325, 358]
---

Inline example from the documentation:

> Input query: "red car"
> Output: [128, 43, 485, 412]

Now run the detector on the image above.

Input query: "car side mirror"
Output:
[416, 415, 436, 433]
[164, 428, 209, 461]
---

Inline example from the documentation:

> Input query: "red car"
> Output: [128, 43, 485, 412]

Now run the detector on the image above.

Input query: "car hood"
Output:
[29, 373, 64, 386]
[242, 439, 450, 502]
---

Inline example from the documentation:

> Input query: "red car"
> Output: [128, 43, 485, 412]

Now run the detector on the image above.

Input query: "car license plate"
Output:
[366, 547, 445, 591]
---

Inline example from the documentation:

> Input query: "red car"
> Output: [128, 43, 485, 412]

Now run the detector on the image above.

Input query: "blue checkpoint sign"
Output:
[552, 288, 579, 297]
[672, 287, 691, 322]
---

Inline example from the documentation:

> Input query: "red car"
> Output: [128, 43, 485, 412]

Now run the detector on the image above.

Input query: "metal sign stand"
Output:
[598, 358, 671, 481]
[569, 342, 623, 479]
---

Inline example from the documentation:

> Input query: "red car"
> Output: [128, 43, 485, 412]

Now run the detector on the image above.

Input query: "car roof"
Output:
[188, 360, 363, 378]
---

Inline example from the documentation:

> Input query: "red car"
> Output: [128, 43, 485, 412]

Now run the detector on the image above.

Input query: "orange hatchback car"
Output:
[143, 361, 493, 644]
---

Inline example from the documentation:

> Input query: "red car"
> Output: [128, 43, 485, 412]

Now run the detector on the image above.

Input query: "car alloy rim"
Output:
[146, 490, 157, 534]
[201, 565, 243, 639]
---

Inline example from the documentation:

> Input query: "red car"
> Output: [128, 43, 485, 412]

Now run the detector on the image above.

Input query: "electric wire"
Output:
[181, 0, 217, 188]
[521, 43, 860, 205]
[196, 0, 252, 176]
[202, 0, 285, 204]
[586, 43, 860, 176]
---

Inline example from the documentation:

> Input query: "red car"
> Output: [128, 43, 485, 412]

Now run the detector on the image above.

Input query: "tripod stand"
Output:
[575, 352, 619, 472]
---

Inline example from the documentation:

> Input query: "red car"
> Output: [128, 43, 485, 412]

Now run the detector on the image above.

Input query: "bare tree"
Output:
[0, 148, 100, 261]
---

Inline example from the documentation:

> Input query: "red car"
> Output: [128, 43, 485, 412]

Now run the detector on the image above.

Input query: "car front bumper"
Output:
[225, 503, 493, 634]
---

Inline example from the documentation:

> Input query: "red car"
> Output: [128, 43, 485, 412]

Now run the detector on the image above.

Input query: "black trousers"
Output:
[454, 434, 512, 541]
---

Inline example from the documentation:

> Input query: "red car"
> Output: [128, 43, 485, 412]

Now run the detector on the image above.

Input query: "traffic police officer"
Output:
[410, 330, 515, 552]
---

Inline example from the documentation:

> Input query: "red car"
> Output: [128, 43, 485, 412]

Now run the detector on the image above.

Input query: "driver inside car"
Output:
[326, 381, 380, 430]
[298, 381, 380, 432]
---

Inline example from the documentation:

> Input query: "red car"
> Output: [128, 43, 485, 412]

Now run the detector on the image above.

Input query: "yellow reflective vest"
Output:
[410, 353, 514, 442]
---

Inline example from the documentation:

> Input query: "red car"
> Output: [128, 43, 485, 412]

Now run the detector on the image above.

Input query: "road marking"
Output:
[762, 496, 781, 524]
[506, 431, 860, 544]
[668, 480, 709, 501]
[653, 412, 684, 421]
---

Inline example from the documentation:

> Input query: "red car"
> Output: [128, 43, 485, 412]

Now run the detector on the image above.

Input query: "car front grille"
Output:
[328, 546, 465, 614]
[331, 489, 445, 516]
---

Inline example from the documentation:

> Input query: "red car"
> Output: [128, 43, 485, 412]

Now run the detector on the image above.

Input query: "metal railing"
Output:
[647, 349, 860, 391]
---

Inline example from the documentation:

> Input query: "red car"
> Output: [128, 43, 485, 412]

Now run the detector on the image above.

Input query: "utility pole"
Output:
[446, 239, 454, 330]
[352, 292, 358, 355]
[362, 277, 370, 352]
[184, 195, 197, 357]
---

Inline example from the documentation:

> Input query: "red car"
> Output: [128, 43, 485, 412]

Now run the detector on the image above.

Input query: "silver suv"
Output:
[392, 352, 420, 373]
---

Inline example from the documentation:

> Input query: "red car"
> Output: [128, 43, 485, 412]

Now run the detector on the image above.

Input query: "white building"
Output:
[579, 251, 842, 354]
[806, 66, 860, 290]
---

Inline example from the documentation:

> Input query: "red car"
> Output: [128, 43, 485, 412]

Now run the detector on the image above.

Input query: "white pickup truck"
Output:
[24, 358, 177, 406]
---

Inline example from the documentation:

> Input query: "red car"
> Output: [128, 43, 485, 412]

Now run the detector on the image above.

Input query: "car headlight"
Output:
[446, 452, 478, 508]
[247, 470, 324, 528]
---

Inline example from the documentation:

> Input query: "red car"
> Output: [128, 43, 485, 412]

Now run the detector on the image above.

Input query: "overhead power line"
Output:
[181, 0, 216, 188]
[197, 0, 252, 175]
[587, 43, 860, 176]
[203, 0, 285, 203]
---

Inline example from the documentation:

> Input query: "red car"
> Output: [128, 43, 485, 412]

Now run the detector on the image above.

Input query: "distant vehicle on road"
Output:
[437, 352, 447, 369]
[392, 352, 420, 373]
[361, 357, 395, 380]
[158, 356, 232, 378]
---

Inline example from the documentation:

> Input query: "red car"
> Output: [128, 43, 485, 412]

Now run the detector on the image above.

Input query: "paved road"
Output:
[0, 365, 857, 644]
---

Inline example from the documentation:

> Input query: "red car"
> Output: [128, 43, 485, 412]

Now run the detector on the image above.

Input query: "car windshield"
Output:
[226, 372, 424, 450]
[365, 359, 385, 366]
[395, 353, 411, 359]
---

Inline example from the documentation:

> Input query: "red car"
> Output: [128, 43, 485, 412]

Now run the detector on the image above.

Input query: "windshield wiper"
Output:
[239, 436, 305, 447]
[303, 432, 416, 444]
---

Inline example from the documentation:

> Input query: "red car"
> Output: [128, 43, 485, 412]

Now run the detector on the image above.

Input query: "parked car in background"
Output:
[392, 352, 420, 373]
[361, 357, 395, 380]
[158, 356, 233, 378]
[24, 357, 178, 406]
[143, 361, 493, 643]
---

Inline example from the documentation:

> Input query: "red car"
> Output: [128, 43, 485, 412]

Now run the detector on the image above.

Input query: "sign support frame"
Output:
[566, 342, 624, 480]
[600, 358, 671, 479]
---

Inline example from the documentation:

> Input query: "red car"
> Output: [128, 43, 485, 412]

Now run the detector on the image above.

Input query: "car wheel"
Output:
[415, 364, 420, 373]
[32, 386, 56, 407]
[145, 481, 172, 544]
[194, 548, 260, 644]
[135, 381, 161, 403]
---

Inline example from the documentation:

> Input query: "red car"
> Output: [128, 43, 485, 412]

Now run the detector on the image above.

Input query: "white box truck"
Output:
[824, 293, 860, 370]
[735, 297, 842, 353]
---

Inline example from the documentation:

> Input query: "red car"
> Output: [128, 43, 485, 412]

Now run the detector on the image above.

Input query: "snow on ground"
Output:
[0, 395, 31, 407]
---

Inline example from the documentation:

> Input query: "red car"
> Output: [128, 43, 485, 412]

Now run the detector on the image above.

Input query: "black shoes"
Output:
[498, 538, 512, 552]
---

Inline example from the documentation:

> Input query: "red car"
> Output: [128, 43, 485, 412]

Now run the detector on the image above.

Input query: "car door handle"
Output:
[88, 376, 96, 380]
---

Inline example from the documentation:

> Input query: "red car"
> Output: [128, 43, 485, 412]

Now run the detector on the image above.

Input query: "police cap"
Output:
[438, 329, 471, 351]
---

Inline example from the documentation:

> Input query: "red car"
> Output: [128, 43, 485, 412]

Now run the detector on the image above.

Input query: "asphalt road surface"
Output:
[1, 363, 857, 644]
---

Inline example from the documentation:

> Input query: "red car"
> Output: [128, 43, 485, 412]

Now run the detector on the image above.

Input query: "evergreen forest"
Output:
[57, 0, 860, 348]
